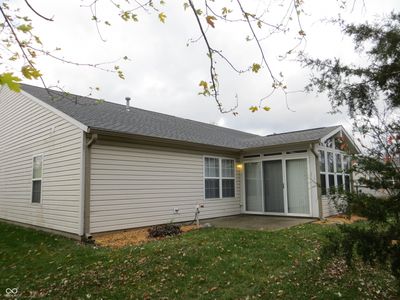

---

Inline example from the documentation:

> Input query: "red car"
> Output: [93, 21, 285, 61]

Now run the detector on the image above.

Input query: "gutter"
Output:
[89, 128, 240, 154]
[309, 143, 319, 158]
[87, 133, 98, 147]
[82, 131, 98, 240]
[309, 143, 323, 219]
[242, 140, 320, 153]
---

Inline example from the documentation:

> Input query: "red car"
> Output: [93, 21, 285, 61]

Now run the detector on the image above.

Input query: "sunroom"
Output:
[241, 127, 358, 218]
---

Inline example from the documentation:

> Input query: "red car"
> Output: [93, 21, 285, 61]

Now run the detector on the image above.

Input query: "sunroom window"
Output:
[319, 150, 351, 195]
[324, 138, 333, 148]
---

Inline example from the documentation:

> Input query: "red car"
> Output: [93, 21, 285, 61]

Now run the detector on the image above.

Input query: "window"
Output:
[324, 138, 333, 148]
[205, 178, 219, 198]
[328, 174, 335, 190]
[334, 137, 342, 150]
[319, 149, 351, 195]
[319, 150, 326, 172]
[337, 175, 344, 191]
[222, 159, 235, 197]
[336, 153, 342, 172]
[343, 155, 350, 172]
[204, 157, 219, 198]
[204, 157, 235, 199]
[320, 174, 327, 195]
[344, 175, 351, 192]
[32, 155, 43, 203]
[327, 152, 334, 172]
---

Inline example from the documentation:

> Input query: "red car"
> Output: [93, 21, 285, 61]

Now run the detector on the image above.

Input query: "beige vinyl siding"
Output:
[0, 87, 83, 234]
[90, 142, 241, 233]
[322, 196, 338, 218]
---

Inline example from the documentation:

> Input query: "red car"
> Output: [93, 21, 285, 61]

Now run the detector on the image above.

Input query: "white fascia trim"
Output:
[320, 126, 342, 144]
[21, 90, 89, 132]
[341, 127, 362, 153]
[320, 125, 361, 154]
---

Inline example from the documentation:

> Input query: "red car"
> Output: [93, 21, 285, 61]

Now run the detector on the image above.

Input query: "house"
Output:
[0, 84, 359, 239]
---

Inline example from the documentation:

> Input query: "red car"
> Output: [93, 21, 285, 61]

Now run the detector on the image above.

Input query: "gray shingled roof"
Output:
[242, 126, 340, 149]
[20, 84, 340, 150]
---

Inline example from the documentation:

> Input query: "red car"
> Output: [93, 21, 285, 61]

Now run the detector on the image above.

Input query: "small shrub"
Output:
[148, 224, 182, 238]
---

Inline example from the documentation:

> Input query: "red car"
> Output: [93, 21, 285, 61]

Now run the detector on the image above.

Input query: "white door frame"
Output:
[243, 152, 312, 217]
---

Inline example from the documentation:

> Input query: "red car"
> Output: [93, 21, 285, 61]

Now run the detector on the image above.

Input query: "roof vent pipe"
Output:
[125, 97, 131, 111]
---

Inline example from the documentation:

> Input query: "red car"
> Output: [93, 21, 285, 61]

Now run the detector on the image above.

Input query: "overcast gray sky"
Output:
[15, 0, 400, 136]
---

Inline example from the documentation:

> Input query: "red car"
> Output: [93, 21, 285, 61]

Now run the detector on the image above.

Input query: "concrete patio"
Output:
[204, 214, 315, 231]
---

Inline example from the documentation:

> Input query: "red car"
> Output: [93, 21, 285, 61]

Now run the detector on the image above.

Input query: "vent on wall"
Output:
[243, 154, 261, 158]
[286, 150, 307, 154]
[263, 152, 282, 156]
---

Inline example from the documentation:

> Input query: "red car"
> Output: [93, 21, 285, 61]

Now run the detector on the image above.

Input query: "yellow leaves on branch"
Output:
[114, 65, 125, 80]
[0, 66, 42, 93]
[21, 66, 42, 80]
[206, 16, 217, 28]
[9, 53, 19, 61]
[199, 80, 208, 89]
[27, 48, 37, 58]
[158, 12, 167, 23]
[251, 63, 261, 73]
[249, 106, 258, 112]
[34, 36, 42, 45]
[0, 73, 22, 92]
[17, 24, 33, 33]
[249, 105, 271, 113]
[221, 7, 232, 18]
[120, 11, 138, 22]
[198, 80, 210, 96]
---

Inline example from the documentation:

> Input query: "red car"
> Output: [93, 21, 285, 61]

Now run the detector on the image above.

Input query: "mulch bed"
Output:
[94, 224, 199, 248]
[314, 214, 366, 225]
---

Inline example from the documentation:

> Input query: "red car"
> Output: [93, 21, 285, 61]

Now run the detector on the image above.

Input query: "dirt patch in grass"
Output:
[314, 214, 366, 225]
[94, 224, 199, 248]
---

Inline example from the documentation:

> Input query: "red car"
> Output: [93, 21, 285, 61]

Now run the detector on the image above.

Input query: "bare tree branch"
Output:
[188, 0, 238, 114]
[0, 5, 48, 89]
[24, 0, 54, 21]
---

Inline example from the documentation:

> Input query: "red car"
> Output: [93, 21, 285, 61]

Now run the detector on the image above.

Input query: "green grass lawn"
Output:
[0, 221, 397, 299]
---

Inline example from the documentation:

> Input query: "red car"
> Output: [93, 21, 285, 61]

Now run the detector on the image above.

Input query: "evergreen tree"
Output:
[304, 12, 400, 281]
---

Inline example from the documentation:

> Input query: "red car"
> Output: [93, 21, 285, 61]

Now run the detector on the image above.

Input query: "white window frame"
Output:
[31, 154, 43, 204]
[319, 138, 351, 195]
[203, 156, 236, 200]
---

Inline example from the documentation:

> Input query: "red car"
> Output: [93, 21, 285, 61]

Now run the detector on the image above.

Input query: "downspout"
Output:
[310, 143, 323, 219]
[83, 133, 98, 240]
[87, 133, 98, 148]
[309, 143, 319, 160]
